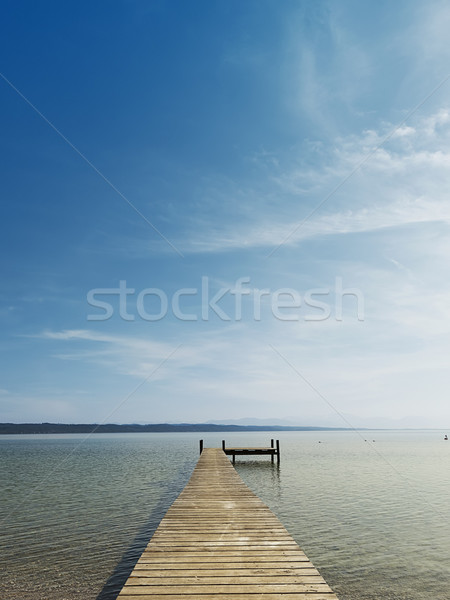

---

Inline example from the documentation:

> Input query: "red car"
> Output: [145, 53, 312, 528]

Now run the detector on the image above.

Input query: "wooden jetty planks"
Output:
[118, 447, 339, 599]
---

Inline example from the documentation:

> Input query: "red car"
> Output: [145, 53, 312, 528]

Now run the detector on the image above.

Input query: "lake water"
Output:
[1, 431, 450, 600]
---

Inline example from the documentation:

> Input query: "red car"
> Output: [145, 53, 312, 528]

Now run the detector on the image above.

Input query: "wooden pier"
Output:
[221, 438, 280, 464]
[117, 447, 339, 599]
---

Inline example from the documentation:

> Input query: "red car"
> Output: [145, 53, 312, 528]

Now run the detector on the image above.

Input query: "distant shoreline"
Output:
[0, 422, 361, 434]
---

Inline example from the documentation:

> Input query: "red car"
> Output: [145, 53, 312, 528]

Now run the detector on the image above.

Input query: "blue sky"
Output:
[1, 0, 450, 427]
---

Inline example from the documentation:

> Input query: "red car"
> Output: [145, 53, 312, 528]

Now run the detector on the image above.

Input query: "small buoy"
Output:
[445, 435, 448, 441]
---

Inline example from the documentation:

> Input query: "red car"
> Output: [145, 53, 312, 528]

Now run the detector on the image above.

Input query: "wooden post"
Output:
[271, 439, 274, 447]
[276, 439, 280, 464]
[199, 439, 203, 454]
[271, 438, 274, 462]
[222, 440, 226, 451]
[232, 453, 236, 465]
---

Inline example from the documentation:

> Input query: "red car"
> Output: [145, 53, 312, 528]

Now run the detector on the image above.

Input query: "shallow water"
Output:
[1, 431, 449, 599]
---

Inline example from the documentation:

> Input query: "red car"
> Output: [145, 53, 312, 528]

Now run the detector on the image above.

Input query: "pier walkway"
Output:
[118, 447, 339, 599]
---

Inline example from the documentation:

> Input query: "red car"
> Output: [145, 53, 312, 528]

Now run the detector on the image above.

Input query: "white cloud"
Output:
[35, 272, 450, 428]
[392, 126, 415, 138]
[130, 108, 448, 255]
[93, 106, 450, 259]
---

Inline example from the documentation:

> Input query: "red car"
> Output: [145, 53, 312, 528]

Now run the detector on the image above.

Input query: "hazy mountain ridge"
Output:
[0, 422, 356, 434]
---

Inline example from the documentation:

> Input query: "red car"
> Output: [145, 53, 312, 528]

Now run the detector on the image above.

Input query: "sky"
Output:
[1, 0, 450, 428]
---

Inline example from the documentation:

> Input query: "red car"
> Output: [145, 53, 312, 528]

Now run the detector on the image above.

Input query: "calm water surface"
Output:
[1, 431, 449, 599]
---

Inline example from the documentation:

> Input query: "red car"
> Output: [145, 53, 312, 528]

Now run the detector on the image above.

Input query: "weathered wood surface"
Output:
[118, 447, 339, 599]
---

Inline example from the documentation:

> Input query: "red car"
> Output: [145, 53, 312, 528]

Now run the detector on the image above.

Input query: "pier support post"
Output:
[271, 439, 274, 463]
[276, 439, 280, 464]
[199, 439, 203, 454]
[222, 440, 226, 451]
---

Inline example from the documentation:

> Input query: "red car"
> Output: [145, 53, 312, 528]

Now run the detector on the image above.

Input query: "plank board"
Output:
[117, 448, 339, 599]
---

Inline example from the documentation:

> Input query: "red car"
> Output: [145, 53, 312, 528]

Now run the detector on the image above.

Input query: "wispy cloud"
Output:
[158, 108, 450, 254]
[35, 308, 450, 426]
[79, 105, 450, 260]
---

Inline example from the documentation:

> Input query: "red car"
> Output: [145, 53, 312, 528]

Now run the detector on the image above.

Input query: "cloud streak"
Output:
[162, 109, 450, 254]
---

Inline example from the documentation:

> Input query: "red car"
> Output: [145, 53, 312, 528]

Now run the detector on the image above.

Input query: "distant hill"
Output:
[0, 422, 355, 434]
[205, 418, 301, 427]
